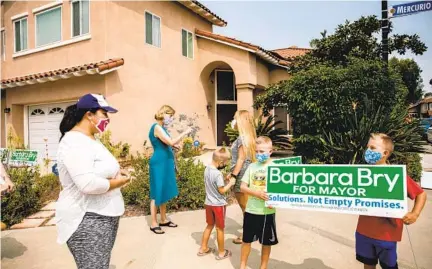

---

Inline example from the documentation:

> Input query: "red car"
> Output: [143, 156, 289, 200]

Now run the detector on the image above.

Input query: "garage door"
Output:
[28, 102, 74, 165]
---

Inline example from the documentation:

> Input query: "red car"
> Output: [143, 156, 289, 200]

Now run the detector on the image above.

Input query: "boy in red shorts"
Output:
[198, 147, 235, 260]
[356, 133, 427, 269]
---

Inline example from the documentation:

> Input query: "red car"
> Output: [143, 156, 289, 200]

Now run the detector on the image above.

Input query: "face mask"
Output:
[231, 120, 237, 129]
[93, 117, 110, 133]
[163, 115, 173, 127]
[364, 149, 382, 164]
[256, 153, 270, 163]
[217, 164, 227, 170]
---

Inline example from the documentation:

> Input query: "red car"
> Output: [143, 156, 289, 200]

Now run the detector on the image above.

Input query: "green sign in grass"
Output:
[9, 150, 38, 166]
[272, 156, 302, 165]
[266, 164, 407, 218]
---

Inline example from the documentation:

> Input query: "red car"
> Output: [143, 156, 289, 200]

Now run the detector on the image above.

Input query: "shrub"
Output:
[168, 157, 206, 211]
[99, 130, 130, 159]
[122, 154, 210, 213]
[34, 173, 61, 205]
[317, 99, 426, 165]
[121, 154, 150, 211]
[395, 153, 422, 182]
[1, 167, 41, 226]
[225, 114, 291, 149]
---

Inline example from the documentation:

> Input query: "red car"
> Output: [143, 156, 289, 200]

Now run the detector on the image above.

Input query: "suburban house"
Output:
[409, 97, 432, 118]
[0, 0, 308, 167]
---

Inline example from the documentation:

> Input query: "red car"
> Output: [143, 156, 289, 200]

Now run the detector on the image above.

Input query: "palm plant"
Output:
[225, 114, 291, 149]
[317, 99, 426, 165]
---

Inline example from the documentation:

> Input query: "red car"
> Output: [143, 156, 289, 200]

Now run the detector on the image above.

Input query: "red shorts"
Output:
[205, 205, 226, 229]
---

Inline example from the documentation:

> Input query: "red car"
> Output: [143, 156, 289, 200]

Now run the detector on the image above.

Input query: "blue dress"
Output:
[149, 123, 179, 206]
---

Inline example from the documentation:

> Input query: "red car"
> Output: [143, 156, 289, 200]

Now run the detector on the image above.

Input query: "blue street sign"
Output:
[389, 1, 432, 18]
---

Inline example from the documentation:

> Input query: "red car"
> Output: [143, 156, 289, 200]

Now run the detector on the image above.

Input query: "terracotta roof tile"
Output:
[195, 29, 288, 67]
[2, 58, 124, 88]
[272, 46, 311, 59]
[177, 1, 227, 27]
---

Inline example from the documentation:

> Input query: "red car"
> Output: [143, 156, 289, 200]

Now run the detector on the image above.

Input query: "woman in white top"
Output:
[56, 94, 130, 269]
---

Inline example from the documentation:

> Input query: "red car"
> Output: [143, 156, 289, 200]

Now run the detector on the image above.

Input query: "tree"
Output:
[389, 58, 424, 104]
[254, 15, 427, 161]
[425, 92, 432, 98]
[286, 16, 427, 74]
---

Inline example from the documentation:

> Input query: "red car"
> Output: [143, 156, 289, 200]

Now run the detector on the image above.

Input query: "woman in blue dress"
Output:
[149, 105, 191, 234]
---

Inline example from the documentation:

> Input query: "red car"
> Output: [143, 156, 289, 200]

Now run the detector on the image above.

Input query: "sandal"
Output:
[232, 237, 242, 244]
[150, 226, 165, 234]
[197, 247, 214, 256]
[159, 221, 178, 228]
[215, 249, 232, 260]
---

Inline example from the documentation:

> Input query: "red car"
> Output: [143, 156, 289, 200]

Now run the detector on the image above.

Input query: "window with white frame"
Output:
[13, 17, 28, 52]
[1, 30, 5, 60]
[274, 106, 290, 132]
[182, 29, 193, 58]
[72, 0, 89, 37]
[145, 12, 161, 47]
[35, 6, 62, 47]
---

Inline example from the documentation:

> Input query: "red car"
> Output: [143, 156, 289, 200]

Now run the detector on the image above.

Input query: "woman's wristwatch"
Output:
[230, 173, 237, 179]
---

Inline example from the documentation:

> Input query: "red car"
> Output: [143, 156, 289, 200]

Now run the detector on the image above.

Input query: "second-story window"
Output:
[182, 29, 193, 59]
[1, 30, 5, 60]
[36, 6, 62, 47]
[72, 0, 90, 37]
[13, 17, 28, 52]
[145, 12, 161, 48]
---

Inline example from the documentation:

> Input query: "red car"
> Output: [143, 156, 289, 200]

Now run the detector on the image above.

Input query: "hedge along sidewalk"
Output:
[10, 201, 56, 229]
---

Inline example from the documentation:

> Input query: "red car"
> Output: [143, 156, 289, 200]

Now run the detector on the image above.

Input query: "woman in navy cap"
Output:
[56, 94, 130, 269]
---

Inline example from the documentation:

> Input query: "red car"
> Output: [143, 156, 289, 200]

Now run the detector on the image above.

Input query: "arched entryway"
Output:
[200, 61, 237, 146]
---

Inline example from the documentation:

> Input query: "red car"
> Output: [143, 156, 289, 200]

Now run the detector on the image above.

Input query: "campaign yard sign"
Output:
[266, 164, 407, 218]
[8, 150, 38, 166]
[272, 156, 302, 165]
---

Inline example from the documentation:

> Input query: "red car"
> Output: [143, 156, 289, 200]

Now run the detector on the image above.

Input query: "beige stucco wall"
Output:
[2, 1, 107, 78]
[270, 68, 291, 84]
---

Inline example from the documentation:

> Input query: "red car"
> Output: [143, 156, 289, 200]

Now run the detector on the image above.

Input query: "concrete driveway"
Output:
[2, 190, 432, 269]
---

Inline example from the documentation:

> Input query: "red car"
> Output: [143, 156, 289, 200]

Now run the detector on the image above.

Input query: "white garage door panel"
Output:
[28, 102, 74, 165]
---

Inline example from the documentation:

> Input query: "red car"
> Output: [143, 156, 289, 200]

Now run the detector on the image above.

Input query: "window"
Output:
[182, 29, 193, 58]
[216, 71, 236, 101]
[13, 17, 28, 52]
[36, 6, 62, 47]
[145, 12, 161, 47]
[1, 30, 5, 60]
[274, 107, 289, 131]
[72, 0, 89, 37]
[31, 109, 45, 116]
[49, 107, 65, 114]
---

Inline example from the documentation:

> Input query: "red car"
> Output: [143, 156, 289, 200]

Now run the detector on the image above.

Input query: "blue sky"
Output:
[203, 1, 432, 92]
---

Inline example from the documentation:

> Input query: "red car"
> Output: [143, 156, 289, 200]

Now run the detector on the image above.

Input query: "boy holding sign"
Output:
[356, 133, 427, 269]
[239, 136, 278, 269]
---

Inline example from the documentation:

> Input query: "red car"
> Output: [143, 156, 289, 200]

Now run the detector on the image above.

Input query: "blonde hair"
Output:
[155, 105, 175, 120]
[256, 136, 273, 147]
[213, 147, 231, 162]
[370, 133, 394, 153]
[235, 110, 257, 162]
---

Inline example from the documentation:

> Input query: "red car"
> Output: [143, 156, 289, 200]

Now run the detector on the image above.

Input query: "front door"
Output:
[215, 70, 237, 146]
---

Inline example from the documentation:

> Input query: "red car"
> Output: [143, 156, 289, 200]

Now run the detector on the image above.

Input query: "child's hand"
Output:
[402, 212, 419, 225]
[229, 177, 236, 186]
[267, 205, 274, 209]
[256, 191, 269, 201]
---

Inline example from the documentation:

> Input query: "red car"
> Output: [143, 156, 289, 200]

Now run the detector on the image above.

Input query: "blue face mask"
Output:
[256, 153, 270, 163]
[364, 149, 382, 164]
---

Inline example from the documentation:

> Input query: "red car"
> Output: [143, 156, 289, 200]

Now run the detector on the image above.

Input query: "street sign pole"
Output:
[382, 0, 389, 68]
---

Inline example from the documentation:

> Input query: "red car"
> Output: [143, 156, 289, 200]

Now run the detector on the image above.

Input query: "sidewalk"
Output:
[2, 192, 432, 269]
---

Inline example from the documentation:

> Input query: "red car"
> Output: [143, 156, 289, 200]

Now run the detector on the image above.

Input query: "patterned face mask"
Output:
[364, 149, 382, 164]
[256, 153, 270, 163]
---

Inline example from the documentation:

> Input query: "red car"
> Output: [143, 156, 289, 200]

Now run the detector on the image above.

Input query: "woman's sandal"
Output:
[159, 221, 178, 228]
[197, 247, 214, 257]
[215, 249, 232, 260]
[150, 226, 165, 234]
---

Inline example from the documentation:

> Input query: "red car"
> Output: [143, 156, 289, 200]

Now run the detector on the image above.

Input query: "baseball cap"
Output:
[76, 94, 118, 113]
